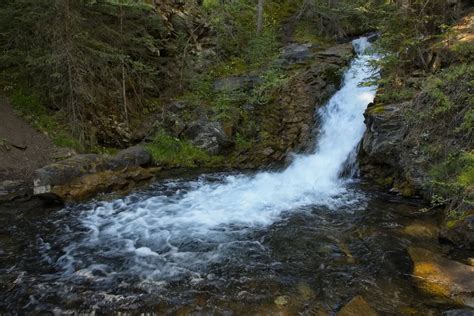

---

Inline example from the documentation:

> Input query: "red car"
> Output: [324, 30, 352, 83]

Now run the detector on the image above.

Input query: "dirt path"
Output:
[0, 97, 57, 182]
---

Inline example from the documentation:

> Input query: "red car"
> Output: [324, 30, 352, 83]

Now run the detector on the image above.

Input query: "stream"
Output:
[0, 38, 459, 314]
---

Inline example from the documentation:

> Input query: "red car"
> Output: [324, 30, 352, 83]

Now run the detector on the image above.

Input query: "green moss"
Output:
[367, 105, 386, 114]
[145, 133, 223, 168]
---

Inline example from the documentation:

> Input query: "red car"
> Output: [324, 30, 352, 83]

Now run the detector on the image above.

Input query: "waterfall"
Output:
[57, 37, 379, 284]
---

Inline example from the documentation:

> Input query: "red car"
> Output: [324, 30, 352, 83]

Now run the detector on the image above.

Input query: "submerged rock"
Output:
[336, 296, 379, 316]
[33, 146, 153, 201]
[408, 247, 474, 307]
[403, 222, 440, 240]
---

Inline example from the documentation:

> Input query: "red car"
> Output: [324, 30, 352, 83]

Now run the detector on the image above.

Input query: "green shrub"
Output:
[146, 133, 223, 168]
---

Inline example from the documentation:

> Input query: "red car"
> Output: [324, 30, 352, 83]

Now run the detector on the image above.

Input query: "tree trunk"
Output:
[120, 4, 129, 125]
[256, 0, 264, 35]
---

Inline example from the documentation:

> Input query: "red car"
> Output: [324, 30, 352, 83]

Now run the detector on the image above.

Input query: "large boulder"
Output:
[33, 146, 153, 201]
[184, 119, 233, 155]
[441, 215, 474, 250]
[280, 43, 316, 65]
[362, 102, 408, 168]
[408, 247, 474, 307]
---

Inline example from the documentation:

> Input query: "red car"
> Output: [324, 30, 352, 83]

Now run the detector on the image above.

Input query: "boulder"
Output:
[316, 43, 354, 65]
[280, 43, 315, 64]
[441, 215, 474, 250]
[106, 146, 152, 170]
[0, 180, 30, 203]
[362, 103, 408, 168]
[50, 168, 156, 201]
[33, 146, 153, 201]
[337, 296, 378, 316]
[408, 247, 474, 307]
[184, 119, 233, 154]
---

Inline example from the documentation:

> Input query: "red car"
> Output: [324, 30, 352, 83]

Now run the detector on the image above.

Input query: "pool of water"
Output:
[0, 177, 457, 315]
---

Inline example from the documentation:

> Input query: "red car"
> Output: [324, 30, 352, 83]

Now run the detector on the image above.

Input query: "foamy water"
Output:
[56, 37, 379, 287]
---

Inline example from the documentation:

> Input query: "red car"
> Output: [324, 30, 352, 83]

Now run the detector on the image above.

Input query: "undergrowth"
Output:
[146, 133, 223, 168]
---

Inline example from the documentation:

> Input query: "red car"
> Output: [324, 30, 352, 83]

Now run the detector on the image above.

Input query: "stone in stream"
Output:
[33, 145, 154, 201]
[408, 247, 474, 307]
[336, 295, 379, 316]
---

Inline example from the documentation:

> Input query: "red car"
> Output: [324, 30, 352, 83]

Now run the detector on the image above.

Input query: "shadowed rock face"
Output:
[362, 102, 408, 168]
[33, 146, 154, 201]
[183, 119, 233, 155]
[441, 215, 474, 250]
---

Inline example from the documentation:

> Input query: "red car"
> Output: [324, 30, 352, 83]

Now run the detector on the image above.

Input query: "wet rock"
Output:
[0, 180, 30, 202]
[33, 146, 153, 201]
[408, 247, 474, 307]
[442, 215, 474, 250]
[296, 282, 316, 300]
[442, 310, 474, 316]
[51, 168, 156, 201]
[337, 296, 378, 316]
[403, 222, 439, 239]
[184, 119, 233, 154]
[213, 76, 261, 93]
[362, 103, 408, 168]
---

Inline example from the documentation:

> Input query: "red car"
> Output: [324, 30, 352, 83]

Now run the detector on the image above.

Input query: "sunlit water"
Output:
[0, 38, 459, 314]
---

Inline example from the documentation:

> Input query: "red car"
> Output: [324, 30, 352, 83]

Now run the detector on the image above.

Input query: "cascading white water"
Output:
[57, 37, 379, 285]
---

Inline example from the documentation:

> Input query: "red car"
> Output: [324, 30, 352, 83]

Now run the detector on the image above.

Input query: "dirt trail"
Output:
[0, 97, 57, 182]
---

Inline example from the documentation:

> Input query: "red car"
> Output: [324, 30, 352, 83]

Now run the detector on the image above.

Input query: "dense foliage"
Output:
[0, 0, 179, 147]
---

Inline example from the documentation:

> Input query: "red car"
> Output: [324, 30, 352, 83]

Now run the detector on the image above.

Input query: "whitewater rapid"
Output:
[56, 37, 379, 285]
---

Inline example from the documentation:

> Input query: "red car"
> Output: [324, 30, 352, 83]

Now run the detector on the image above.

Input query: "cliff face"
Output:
[360, 11, 474, 249]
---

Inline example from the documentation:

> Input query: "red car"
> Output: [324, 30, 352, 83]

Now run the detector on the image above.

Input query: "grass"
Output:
[145, 133, 223, 168]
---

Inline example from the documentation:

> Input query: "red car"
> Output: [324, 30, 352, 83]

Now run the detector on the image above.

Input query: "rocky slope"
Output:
[360, 10, 474, 249]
